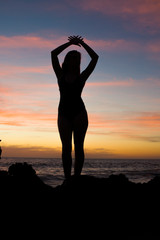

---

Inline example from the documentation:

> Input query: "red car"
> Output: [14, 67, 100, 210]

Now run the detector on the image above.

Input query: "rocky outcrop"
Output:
[0, 162, 159, 238]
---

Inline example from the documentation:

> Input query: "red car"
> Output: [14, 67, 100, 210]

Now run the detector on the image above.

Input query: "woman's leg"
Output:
[58, 115, 73, 179]
[73, 110, 88, 176]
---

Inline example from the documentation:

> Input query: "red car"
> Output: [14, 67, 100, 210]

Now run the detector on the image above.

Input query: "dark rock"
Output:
[8, 162, 36, 177]
[0, 162, 160, 238]
[0, 170, 8, 176]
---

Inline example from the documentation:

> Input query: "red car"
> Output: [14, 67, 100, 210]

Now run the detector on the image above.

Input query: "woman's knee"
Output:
[74, 143, 84, 156]
[62, 144, 72, 156]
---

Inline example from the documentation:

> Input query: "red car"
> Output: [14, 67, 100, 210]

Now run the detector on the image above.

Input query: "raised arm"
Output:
[51, 42, 72, 79]
[68, 36, 99, 81]
[80, 41, 99, 81]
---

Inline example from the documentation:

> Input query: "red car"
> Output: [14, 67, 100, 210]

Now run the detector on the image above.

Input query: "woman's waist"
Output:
[60, 94, 82, 100]
[58, 99, 86, 115]
[59, 96, 84, 105]
[59, 99, 85, 108]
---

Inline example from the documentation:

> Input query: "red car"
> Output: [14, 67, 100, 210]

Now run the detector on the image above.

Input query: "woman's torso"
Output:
[58, 75, 86, 118]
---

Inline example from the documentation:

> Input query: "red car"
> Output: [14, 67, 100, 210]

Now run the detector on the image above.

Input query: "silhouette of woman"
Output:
[51, 35, 98, 179]
[0, 140, 2, 159]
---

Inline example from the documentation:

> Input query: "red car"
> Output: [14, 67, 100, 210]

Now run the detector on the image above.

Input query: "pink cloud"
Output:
[75, 0, 160, 16]
[0, 64, 52, 78]
[0, 107, 57, 128]
[86, 39, 141, 52]
[1, 34, 160, 56]
[0, 81, 58, 130]
[0, 84, 10, 95]
[0, 35, 66, 49]
[87, 79, 135, 87]
[88, 111, 160, 132]
[147, 41, 160, 53]
[117, 112, 160, 129]
[69, 0, 160, 33]
[0, 34, 146, 54]
[1, 120, 24, 127]
[134, 113, 160, 128]
[87, 38, 160, 55]
[87, 78, 160, 88]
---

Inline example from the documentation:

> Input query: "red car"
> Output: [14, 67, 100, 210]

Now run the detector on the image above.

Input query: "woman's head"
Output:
[62, 50, 81, 75]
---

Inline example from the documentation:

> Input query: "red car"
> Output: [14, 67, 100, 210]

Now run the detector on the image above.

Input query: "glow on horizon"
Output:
[0, 0, 160, 159]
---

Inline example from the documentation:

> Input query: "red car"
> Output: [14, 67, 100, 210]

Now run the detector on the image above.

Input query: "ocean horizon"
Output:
[1, 157, 160, 187]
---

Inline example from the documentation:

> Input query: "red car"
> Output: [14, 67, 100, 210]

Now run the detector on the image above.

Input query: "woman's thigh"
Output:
[58, 115, 72, 148]
[73, 110, 88, 145]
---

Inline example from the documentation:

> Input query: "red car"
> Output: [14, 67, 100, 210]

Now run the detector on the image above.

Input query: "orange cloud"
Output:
[0, 105, 57, 130]
[114, 112, 160, 130]
[0, 84, 10, 95]
[0, 64, 52, 78]
[120, 133, 160, 143]
[1, 108, 56, 120]
[109, 111, 159, 128]
[2, 145, 61, 158]
[134, 114, 160, 128]
[88, 111, 160, 135]
[1, 120, 24, 126]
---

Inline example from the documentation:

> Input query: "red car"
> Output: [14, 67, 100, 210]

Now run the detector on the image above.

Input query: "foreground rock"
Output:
[0, 162, 160, 238]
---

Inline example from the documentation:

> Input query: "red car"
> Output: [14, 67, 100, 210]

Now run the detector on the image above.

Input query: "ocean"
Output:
[0, 157, 160, 187]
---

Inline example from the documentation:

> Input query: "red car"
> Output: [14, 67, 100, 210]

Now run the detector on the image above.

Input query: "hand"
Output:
[68, 35, 84, 47]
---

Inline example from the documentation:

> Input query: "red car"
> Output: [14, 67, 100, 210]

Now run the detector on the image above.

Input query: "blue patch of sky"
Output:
[98, 51, 160, 80]
[1, 0, 159, 47]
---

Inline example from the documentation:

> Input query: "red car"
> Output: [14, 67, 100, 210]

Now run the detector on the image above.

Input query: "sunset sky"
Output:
[0, 0, 160, 159]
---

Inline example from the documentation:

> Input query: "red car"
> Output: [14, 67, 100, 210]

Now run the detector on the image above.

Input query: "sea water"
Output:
[1, 157, 160, 187]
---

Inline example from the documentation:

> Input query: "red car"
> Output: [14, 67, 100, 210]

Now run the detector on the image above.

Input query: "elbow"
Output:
[51, 50, 55, 55]
[95, 54, 99, 62]
[91, 53, 99, 62]
[51, 49, 57, 56]
[51, 51, 58, 60]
